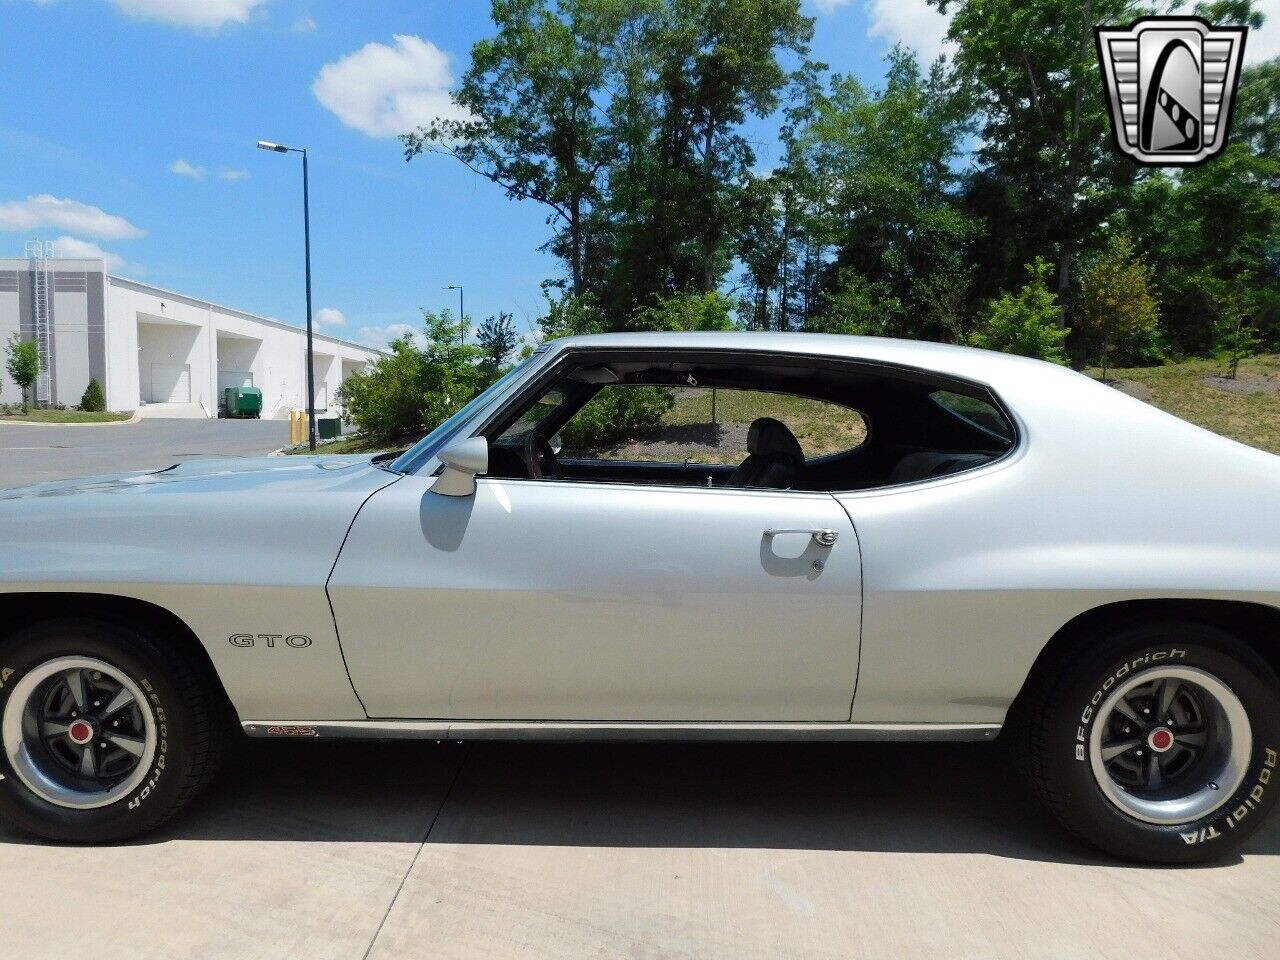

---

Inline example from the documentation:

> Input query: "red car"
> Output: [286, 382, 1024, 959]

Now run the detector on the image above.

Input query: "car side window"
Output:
[557, 386, 867, 464]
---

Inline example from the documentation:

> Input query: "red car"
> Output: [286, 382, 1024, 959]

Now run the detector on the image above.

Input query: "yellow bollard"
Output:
[290, 410, 298, 445]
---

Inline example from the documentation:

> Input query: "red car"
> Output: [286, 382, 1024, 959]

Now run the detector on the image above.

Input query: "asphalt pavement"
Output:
[0, 417, 291, 486]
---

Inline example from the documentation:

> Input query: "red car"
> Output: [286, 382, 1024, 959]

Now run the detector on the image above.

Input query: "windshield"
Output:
[388, 352, 543, 474]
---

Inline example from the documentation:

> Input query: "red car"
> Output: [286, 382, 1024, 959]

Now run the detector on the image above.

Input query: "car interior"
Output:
[480, 351, 1016, 492]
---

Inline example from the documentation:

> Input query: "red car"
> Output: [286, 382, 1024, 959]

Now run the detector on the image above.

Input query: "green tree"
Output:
[5, 335, 39, 414]
[1198, 271, 1262, 379]
[1077, 233, 1160, 379]
[810, 268, 900, 336]
[408, 0, 814, 325]
[969, 258, 1069, 363]
[475, 312, 521, 383]
[774, 48, 975, 338]
[404, 0, 613, 297]
[79, 378, 106, 413]
[935, 0, 1142, 320]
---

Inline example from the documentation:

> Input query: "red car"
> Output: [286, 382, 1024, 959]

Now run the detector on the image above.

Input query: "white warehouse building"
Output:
[0, 253, 383, 419]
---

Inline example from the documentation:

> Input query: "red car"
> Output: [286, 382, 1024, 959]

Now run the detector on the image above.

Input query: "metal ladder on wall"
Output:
[24, 240, 53, 406]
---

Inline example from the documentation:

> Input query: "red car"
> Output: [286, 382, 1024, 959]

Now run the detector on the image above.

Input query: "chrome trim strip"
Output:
[243, 720, 1001, 742]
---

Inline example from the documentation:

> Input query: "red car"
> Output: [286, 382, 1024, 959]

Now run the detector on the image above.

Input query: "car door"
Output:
[328, 473, 862, 722]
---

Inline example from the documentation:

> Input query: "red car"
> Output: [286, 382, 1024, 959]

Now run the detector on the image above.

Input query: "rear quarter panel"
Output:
[839, 368, 1280, 724]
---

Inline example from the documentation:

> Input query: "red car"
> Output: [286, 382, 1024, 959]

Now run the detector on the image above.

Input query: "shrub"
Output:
[560, 387, 675, 450]
[79, 378, 106, 412]
[968, 258, 1070, 364]
[630, 291, 735, 331]
[337, 309, 482, 441]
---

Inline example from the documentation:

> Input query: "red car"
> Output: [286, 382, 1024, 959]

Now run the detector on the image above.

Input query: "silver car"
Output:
[1, 332, 1277, 862]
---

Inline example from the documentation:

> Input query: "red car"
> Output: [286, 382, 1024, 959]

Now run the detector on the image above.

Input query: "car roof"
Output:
[547, 331, 1063, 386]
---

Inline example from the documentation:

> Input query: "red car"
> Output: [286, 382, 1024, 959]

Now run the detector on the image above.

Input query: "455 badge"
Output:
[1096, 16, 1247, 166]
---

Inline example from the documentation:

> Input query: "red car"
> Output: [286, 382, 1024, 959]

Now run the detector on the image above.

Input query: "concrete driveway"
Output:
[0, 418, 290, 486]
[0, 739, 1276, 959]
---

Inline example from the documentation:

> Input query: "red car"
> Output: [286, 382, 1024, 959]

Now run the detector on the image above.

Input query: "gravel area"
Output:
[1200, 374, 1280, 396]
[1102, 378, 1153, 401]
[582, 421, 751, 463]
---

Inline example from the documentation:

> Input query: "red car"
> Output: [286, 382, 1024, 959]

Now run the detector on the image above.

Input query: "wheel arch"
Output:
[0, 592, 237, 721]
[1007, 598, 1280, 731]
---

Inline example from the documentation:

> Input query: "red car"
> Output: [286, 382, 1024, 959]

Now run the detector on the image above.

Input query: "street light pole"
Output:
[258, 140, 317, 451]
[445, 285, 464, 344]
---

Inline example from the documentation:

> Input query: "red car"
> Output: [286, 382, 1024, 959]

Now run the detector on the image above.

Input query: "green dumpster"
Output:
[317, 417, 342, 440]
[223, 386, 263, 419]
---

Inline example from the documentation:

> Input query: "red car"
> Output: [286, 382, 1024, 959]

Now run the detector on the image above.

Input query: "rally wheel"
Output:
[1026, 621, 1280, 863]
[0, 618, 223, 843]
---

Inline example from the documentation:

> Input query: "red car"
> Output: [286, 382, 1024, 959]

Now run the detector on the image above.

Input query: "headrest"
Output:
[747, 417, 803, 462]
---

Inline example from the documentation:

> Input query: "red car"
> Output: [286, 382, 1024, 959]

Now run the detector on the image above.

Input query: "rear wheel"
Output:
[0, 618, 223, 842]
[1026, 621, 1280, 863]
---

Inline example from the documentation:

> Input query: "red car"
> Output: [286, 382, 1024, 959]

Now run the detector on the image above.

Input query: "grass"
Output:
[666, 389, 867, 456]
[283, 432, 410, 456]
[1092, 354, 1280, 456]
[0, 408, 133, 424]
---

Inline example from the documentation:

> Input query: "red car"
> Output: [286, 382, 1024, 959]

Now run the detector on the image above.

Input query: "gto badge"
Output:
[229, 634, 313, 649]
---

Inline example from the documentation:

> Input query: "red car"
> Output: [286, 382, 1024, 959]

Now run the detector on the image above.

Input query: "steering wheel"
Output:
[522, 431, 563, 481]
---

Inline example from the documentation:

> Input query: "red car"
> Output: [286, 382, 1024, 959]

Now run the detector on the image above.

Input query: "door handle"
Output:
[764, 528, 839, 547]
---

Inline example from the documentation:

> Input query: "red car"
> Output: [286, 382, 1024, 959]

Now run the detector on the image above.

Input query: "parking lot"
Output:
[0, 423, 1277, 959]
[0, 418, 291, 487]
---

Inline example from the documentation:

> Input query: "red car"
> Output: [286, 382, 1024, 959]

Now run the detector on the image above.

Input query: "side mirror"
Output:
[550, 432, 563, 455]
[431, 436, 488, 497]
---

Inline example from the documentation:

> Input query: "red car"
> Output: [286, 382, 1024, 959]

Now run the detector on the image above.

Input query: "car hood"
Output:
[0, 455, 384, 500]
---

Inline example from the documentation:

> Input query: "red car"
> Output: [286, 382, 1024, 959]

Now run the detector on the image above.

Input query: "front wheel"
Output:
[0, 618, 223, 842]
[1026, 621, 1280, 863]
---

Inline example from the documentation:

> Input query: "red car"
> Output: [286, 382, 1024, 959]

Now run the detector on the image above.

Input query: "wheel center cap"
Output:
[1147, 727, 1175, 753]
[68, 720, 95, 746]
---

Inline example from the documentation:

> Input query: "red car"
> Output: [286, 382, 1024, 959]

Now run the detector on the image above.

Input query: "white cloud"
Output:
[107, 0, 268, 31]
[50, 235, 142, 275]
[169, 158, 206, 179]
[1246, 0, 1280, 64]
[812, 0, 851, 12]
[0, 195, 145, 239]
[292, 14, 316, 33]
[866, 0, 953, 64]
[220, 168, 250, 181]
[315, 307, 345, 327]
[313, 34, 470, 138]
[358, 323, 419, 348]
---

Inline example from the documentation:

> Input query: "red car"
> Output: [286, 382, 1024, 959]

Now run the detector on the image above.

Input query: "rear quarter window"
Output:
[929, 390, 1014, 445]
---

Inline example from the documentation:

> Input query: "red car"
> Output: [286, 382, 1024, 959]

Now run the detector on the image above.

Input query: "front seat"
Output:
[726, 417, 804, 488]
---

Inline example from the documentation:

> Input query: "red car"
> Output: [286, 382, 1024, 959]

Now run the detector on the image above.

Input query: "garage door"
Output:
[149, 363, 191, 404]
[218, 370, 253, 393]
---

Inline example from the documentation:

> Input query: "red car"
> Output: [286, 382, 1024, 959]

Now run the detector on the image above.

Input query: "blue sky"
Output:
[2, 0, 1275, 347]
